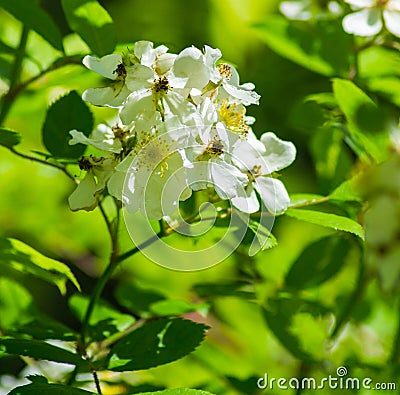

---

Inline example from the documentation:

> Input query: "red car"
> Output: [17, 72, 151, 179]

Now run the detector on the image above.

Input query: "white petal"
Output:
[231, 185, 260, 214]
[82, 85, 130, 107]
[342, 9, 383, 36]
[204, 45, 222, 83]
[119, 90, 159, 129]
[107, 170, 125, 201]
[222, 83, 260, 106]
[259, 132, 296, 173]
[68, 172, 98, 211]
[384, 10, 400, 37]
[387, 0, 400, 11]
[186, 161, 211, 191]
[172, 47, 209, 90]
[344, 0, 375, 7]
[280, 1, 312, 20]
[82, 54, 122, 80]
[210, 160, 248, 200]
[254, 177, 290, 215]
[125, 64, 154, 91]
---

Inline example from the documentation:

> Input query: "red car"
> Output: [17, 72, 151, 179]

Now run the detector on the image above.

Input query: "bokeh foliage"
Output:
[0, 0, 400, 394]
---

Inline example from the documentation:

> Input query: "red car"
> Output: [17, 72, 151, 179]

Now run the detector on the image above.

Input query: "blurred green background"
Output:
[0, 0, 398, 394]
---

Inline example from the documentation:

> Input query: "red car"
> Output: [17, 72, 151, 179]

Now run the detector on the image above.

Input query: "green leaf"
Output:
[109, 318, 208, 371]
[358, 46, 400, 79]
[263, 296, 329, 361]
[0, 0, 63, 51]
[149, 300, 209, 317]
[289, 194, 326, 207]
[285, 209, 365, 240]
[247, 219, 277, 256]
[134, 390, 215, 395]
[0, 237, 80, 295]
[0, 128, 22, 148]
[114, 283, 165, 317]
[42, 91, 93, 159]
[0, 338, 83, 365]
[332, 78, 388, 161]
[0, 40, 15, 54]
[254, 17, 352, 76]
[285, 235, 354, 289]
[69, 294, 135, 341]
[14, 319, 77, 341]
[8, 382, 95, 394]
[61, 0, 116, 56]
[330, 176, 362, 202]
[0, 278, 34, 331]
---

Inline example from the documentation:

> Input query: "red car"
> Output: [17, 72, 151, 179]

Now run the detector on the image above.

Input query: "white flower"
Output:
[120, 78, 200, 132]
[69, 124, 122, 153]
[117, 125, 191, 220]
[185, 123, 248, 202]
[343, 0, 400, 37]
[69, 157, 115, 211]
[82, 41, 170, 107]
[280, 0, 343, 20]
[231, 131, 296, 214]
[82, 54, 131, 107]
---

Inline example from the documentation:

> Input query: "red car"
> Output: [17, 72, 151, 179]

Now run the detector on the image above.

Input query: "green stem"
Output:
[289, 196, 330, 209]
[0, 26, 29, 125]
[115, 231, 163, 264]
[8, 147, 76, 182]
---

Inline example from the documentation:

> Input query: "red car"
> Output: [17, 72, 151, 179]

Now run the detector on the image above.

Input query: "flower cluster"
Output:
[69, 41, 296, 220]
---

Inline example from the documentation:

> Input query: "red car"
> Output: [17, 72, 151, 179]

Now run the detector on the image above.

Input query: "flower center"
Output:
[113, 63, 127, 80]
[152, 76, 170, 94]
[205, 137, 224, 157]
[247, 165, 262, 181]
[135, 132, 173, 177]
[78, 155, 105, 171]
[217, 63, 232, 79]
[375, 0, 389, 7]
[218, 99, 249, 136]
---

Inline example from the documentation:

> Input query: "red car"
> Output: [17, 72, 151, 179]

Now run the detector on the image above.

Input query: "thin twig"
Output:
[8, 147, 77, 182]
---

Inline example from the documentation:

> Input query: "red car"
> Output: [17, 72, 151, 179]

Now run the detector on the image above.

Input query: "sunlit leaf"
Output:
[332, 78, 388, 161]
[263, 296, 329, 361]
[42, 91, 93, 159]
[285, 235, 355, 289]
[0, 0, 63, 51]
[285, 209, 365, 240]
[61, 0, 116, 56]
[0, 338, 83, 365]
[0, 237, 80, 295]
[254, 17, 352, 76]
[149, 300, 209, 317]
[109, 318, 208, 371]
[330, 176, 362, 202]
[0, 278, 34, 331]
[0, 128, 22, 148]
